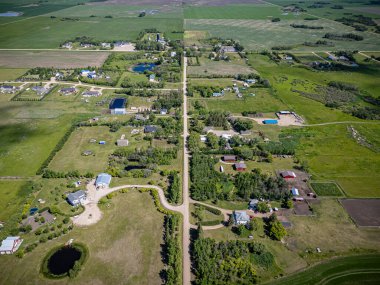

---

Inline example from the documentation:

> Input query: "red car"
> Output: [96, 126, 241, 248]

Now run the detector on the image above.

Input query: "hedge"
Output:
[200, 220, 222, 226]
[194, 203, 222, 216]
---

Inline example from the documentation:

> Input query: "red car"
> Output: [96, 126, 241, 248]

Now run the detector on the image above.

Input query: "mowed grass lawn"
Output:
[190, 88, 288, 114]
[298, 124, 380, 197]
[0, 190, 165, 285]
[265, 254, 380, 285]
[49, 126, 150, 174]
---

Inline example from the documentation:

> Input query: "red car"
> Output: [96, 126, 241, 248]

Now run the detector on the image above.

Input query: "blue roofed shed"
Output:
[95, 173, 112, 188]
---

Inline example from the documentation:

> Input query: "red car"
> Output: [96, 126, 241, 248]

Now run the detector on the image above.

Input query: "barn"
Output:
[223, 155, 237, 162]
[234, 162, 247, 171]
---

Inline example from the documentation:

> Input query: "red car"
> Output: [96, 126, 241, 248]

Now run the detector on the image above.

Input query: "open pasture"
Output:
[0, 190, 166, 285]
[0, 15, 183, 48]
[297, 124, 380, 198]
[0, 114, 74, 176]
[310, 182, 344, 197]
[188, 54, 254, 76]
[340, 199, 380, 227]
[185, 18, 380, 51]
[190, 88, 288, 114]
[0, 51, 109, 68]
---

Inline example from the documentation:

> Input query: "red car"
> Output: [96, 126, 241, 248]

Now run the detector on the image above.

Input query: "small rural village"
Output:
[0, 0, 380, 284]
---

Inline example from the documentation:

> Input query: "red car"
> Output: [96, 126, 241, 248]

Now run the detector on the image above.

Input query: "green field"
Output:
[0, 180, 30, 222]
[265, 254, 380, 285]
[49, 125, 150, 174]
[0, 190, 166, 285]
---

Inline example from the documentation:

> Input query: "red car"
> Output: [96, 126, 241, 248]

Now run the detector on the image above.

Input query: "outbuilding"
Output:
[144, 125, 157, 133]
[234, 162, 247, 171]
[223, 155, 237, 162]
[291, 187, 299, 196]
[0, 236, 23, 255]
[95, 173, 112, 188]
[110, 98, 127, 115]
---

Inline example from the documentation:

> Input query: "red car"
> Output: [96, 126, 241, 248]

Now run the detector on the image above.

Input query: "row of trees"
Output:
[167, 171, 181, 204]
[163, 215, 181, 285]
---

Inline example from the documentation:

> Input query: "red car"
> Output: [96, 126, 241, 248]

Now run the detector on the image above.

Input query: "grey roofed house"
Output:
[135, 114, 148, 121]
[221, 45, 236, 52]
[223, 155, 237, 162]
[82, 90, 101, 97]
[249, 199, 259, 209]
[233, 211, 250, 225]
[67, 190, 86, 206]
[144, 125, 157, 133]
[235, 162, 247, 170]
[60, 87, 77, 94]
[117, 139, 129, 146]
[32, 86, 48, 95]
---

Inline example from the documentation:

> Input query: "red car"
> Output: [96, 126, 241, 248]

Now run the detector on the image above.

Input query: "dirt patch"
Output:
[293, 200, 312, 216]
[340, 199, 380, 227]
[0, 51, 109, 68]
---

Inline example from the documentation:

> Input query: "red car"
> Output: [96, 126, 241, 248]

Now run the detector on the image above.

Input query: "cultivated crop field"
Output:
[185, 18, 380, 51]
[0, 51, 109, 68]
[340, 199, 380, 227]
[310, 182, 344, 197]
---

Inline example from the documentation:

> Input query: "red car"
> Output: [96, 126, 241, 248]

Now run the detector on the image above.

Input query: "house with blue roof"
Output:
[95, 173, 112, 188]
[110, 98, 127, 115]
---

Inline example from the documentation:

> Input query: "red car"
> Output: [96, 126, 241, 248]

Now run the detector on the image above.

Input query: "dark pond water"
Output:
[125, 165, 145, 171]
[132, 63, 156, 73]
[47, 247, 81, 275]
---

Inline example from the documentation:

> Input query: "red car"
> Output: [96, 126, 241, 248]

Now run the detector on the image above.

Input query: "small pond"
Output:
[47, 247, 81, 276]
[0, 11, 23, 17]
[132, 63, 156, 73]
[125, 165, 145, 171]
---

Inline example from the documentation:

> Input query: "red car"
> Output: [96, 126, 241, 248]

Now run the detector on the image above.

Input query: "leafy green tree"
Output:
[206, 133, 219, 149]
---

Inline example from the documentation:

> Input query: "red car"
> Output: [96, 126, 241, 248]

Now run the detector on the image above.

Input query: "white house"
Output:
[0, 236, 23, 254]
[233, 211, 250, 225]
[67, 190, 86, 206]
[95, 173, 112, 188]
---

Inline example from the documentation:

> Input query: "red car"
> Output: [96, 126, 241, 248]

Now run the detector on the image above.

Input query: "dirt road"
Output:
[182, 56, 191, 285]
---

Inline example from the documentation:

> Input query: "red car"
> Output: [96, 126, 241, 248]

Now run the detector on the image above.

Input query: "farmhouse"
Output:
[221, 46, 236, 53]
[234, 162, 247, 171]
[101, 42, 111, 48]
[59, 87, 77, 95]
[223, 155, 237, 162]
[110, 98, 127, 115]
[0, 236, 23, 255]
[95, 173, 112, 188]
[144, 125, 157, 133]
[32, 86, 48, 95]
[233, 211, 250, 225]
[212, 91, 224, 97]
[67, 190, 86, 206]
[0, 85, 16, 93]
[280, 171, 297, 179]
[61, 42, 72, 49]
[149, 74, 156, 82]
[160, 108, 168, 115]
[82, 90, 101, 97]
